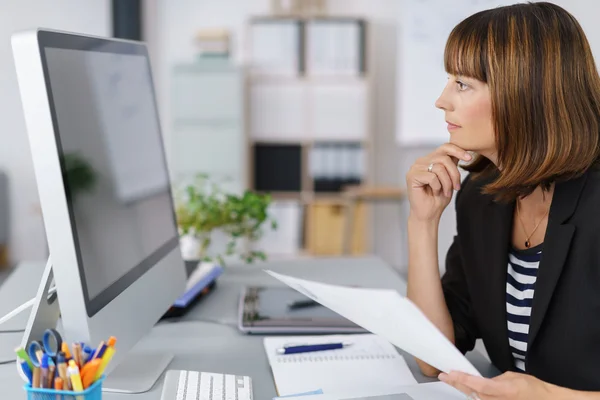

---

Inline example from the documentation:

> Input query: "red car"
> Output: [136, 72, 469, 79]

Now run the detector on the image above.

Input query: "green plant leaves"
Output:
[174, 174, 277, 265]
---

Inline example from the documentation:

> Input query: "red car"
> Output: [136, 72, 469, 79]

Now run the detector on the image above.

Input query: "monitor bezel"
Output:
[36, 30, 180, 317]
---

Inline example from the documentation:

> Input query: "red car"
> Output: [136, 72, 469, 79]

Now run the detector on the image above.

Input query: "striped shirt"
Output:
[506, 243, 542, 372]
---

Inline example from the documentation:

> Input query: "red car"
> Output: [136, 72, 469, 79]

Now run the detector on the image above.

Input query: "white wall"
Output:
[1, 0, 110, 262]
[147, 0, 600, 273]
[6, 0, 595, 270]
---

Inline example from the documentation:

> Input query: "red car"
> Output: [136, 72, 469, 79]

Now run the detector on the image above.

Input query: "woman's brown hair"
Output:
[445, 2, 600, 201]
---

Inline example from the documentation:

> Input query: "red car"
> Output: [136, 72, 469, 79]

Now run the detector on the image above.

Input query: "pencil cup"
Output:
[24, 376, 104, 400]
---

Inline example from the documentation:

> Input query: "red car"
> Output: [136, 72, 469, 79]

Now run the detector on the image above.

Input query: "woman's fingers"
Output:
[429, 163, 453, 197]
[431, 155, 462, 191]
[438, 143, 472, 163]
[411, 171, 442, 196]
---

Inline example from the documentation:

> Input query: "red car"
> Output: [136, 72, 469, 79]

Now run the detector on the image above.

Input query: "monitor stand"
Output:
[19, 257, 173, 394]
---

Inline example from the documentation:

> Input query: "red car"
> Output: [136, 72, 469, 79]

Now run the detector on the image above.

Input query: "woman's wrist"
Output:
[408, 213, 440, 233]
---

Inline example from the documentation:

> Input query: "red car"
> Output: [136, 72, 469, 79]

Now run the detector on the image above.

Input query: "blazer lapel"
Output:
[484, 196, 514, 371]
[527, 172, 589, 350]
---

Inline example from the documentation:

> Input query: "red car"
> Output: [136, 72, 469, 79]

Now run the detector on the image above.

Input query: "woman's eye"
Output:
[456, 80, 468, 91]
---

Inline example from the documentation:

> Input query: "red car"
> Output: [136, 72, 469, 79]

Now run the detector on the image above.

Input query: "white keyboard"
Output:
[161, 370, 253, 400]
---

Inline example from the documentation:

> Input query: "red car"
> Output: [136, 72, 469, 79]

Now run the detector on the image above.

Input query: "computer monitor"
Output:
[11, 29, 187, 392]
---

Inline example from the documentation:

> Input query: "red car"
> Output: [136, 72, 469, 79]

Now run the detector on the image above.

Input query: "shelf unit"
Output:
[246, 15, 373, 256]
[169, 58, 247, 195]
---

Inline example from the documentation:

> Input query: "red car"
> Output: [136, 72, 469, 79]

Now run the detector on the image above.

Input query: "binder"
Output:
[306, 19, 366, 76]
[250, 20, 302, 76]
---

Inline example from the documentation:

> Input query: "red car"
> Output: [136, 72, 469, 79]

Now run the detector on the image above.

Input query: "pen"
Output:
[95, 336, 116, 380]
[82, 346, 93, 365]
[287, 299, 321, 310]
[20, 360, 33, 384]
[276, 342, 352, 355]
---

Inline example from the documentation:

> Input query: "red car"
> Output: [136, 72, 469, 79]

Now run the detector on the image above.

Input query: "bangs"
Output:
[444, 11, 490, 82]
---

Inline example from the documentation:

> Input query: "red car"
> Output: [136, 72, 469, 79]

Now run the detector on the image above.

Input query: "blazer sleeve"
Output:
[441, 177, 480, 354]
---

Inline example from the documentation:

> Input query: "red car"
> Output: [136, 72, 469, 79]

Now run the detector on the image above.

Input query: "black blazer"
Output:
[442, 165, 600, 391]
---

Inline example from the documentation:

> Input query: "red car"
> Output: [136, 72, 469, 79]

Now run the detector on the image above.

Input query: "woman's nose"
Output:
[435, 91, 452, 111]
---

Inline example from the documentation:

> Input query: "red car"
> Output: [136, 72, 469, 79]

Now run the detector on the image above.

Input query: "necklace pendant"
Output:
[525, 240, 531, 248]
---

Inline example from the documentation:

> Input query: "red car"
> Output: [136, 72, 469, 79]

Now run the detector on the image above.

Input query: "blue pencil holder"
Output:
[24, 376, 104, 400]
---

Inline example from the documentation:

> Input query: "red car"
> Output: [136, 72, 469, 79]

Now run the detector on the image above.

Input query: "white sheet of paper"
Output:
[265, 270, 481, 377]
[273, 382, 465, 399]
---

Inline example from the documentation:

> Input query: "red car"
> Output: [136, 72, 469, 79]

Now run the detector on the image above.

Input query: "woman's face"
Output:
[435, 75, 496, 160]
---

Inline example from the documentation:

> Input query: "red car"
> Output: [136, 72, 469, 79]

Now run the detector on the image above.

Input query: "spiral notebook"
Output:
[264, 334, 417, 398]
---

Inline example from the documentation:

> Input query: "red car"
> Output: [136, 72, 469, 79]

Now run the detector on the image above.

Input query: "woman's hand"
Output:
[406, 143, 472, 222]
[439, 371, 558, 400]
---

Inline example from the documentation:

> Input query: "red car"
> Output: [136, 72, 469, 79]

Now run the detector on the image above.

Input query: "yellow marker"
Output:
[61, 342, 72, 360]
[68, 359, 84, 398]
[95, 336, 116, 380]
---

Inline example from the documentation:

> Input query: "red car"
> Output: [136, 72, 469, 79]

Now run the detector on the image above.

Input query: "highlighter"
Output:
[15, 347, 34, 371]
[94, 336, 116, 380]
[68, 359, 84, 391]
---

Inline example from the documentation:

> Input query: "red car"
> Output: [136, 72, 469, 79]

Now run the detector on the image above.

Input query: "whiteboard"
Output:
[397, 0, 516, 145]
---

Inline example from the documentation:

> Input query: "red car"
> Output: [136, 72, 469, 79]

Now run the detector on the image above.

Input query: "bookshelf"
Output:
[246, 15, 373, 256]
[169, 58, 247, 195]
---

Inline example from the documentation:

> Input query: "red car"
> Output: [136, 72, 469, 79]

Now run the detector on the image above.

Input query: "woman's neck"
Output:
[518, 184, 554, 216]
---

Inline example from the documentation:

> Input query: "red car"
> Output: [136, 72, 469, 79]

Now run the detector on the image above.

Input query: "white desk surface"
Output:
[0, 256, 498, 398]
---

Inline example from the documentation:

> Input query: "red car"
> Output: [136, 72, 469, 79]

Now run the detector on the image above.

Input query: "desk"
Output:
[0, 256, 498, 399]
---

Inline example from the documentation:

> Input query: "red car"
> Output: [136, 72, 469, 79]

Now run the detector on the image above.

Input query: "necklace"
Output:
[517, 201, 550, 248]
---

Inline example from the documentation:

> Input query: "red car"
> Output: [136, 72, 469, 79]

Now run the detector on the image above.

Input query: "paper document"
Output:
[265, 334, 416, 397]
[273, 382, 465, 399]
[265, 271, 481, 377]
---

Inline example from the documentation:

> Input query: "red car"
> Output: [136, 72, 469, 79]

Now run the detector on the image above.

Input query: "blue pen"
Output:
[82, 346, 93, 364]
[276, 342, 352, 355]
[20, 360, 33, 384]
[92, 342, 107, 360]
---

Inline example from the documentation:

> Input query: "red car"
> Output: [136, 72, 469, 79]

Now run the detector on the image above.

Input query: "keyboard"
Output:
[161, 370, 253, 400]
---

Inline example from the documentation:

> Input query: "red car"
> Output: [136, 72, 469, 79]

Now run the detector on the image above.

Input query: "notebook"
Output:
[264, 334, 417, 398]
[272, 382, 466, 400]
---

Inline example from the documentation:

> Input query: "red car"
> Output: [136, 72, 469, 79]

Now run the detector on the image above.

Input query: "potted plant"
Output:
[174, 174, 277, 269]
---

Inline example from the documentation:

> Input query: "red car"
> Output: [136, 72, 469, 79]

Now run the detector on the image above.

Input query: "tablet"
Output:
[238, 285, 367, 334]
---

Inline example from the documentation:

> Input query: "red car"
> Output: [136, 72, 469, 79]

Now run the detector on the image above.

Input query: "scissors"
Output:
[27, 328, 63, 367]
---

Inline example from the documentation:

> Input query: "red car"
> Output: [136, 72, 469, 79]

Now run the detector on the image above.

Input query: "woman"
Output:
[406, 2, 600, 399]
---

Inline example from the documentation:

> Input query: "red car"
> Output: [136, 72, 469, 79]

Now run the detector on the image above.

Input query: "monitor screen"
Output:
[39, 34, 179, 316]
